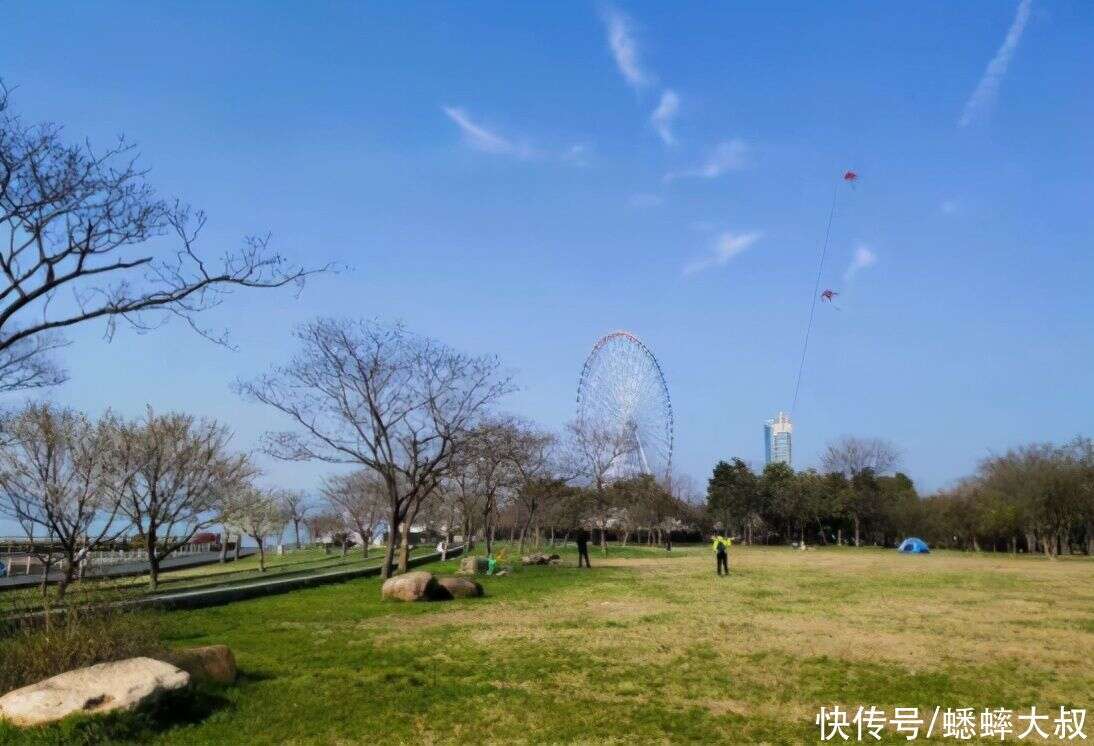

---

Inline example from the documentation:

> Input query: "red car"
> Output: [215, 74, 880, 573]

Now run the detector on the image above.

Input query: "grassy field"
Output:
[2, 544, 1092, 744]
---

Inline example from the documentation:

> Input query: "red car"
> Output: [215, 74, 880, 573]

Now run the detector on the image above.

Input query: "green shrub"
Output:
[0, 608, 165, 694]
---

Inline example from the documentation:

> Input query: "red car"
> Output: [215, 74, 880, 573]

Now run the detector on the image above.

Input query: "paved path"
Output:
[0, 550, 256, 591]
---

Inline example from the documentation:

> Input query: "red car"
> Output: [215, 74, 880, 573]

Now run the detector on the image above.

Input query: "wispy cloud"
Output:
[665, 139, 748, 181]
[565, 143, 592, 167]
[601, 6, 652, 89]
[650, 89, 680, 146]
[843, 244, 878, 283]
[442, 106, 533, 158]
[958, 0, 1033, 127]
[682, 230, 763, 276]
[629, 193, 663, 208]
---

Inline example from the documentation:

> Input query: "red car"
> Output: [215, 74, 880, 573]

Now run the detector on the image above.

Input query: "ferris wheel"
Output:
[576, 330, 674, 481]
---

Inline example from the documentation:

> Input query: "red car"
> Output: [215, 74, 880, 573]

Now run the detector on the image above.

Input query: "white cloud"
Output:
[843, 244, 878, 283]
[682, 230, 763, 276]
[442, 106, 533, 158]
[958, 0, 1033, 127]
[601, 6, 652, 89]
[665, 139, 748, 181]
[650, 89, 680, 145]
[629, 193, 663, 208]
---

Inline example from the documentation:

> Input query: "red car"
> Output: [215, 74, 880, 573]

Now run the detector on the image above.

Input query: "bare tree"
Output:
[305, 511, 344, 555]
[453, 421, 519, 555]
[821, 436, 901, 547]
[234, 487, 287, 572]
[237, 318, 514, 577]
[821, 436, 901, 478]
[321, 470, 385, 557]
[565, 419, 635, 555]
[0, 403, 123, 600]
[107, 409, 253, 589]
[499, 420, 559, 553]
[0, 82, 330, 393]
[278, 489, 311, 549]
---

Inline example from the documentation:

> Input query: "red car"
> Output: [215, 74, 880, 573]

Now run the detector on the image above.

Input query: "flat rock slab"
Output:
[521, 554, 561, 566]
[0, 657, 190, 727]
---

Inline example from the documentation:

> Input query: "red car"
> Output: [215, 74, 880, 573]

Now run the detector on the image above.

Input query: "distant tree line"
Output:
[705, 436, 1094, 557]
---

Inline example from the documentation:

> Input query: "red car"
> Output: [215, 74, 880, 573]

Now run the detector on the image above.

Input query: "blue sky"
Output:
[2, 1, 1092, 517]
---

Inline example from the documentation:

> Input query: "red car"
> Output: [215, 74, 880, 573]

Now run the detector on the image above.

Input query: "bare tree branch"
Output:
[0, 81, 334, 392]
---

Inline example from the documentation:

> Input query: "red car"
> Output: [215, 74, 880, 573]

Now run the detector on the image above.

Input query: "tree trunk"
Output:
[1086, 521, 1094, 556]
[549, 525, 555, 547]
[361, 530, 370, 557]
[293, 520, 302, 550]
[148, 552, 161, 591]
[219, 530, 228, 563]
[852, 516, 861, 547]
[463, 516, 474, 551]
[836, 527, 842, 546]
[341, 537, 348, 557]
[397, 520, 411, 573]
[382, 507, 399, 579]
[971, 536, 980, 552]
[55, 563, 74, 601]
[234, 535, 241, 561]
[257, 539, 267, 572]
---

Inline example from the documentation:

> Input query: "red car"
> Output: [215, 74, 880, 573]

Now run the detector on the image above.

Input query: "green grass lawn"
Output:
[2, 544, 1092, 744]
[1, 546, 431, 615]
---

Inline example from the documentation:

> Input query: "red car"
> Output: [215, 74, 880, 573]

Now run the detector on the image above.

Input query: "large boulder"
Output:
[0, 657, 189, 727]
[381, 570, 441, 601]
[457, 556, 491, 575]
[166, 645, 236, 685]
[436, 576, 484, 598]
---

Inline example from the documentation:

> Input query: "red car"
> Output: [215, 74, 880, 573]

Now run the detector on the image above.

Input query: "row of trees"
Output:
[705, 436, 1094, 557]
[238, 318, 698, 573]
[0, 80, 695, 598]
[924, 439, 1094, 556]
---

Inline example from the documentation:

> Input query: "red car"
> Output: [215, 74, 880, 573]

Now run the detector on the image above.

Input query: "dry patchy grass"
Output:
[3, 544, 1091, 744]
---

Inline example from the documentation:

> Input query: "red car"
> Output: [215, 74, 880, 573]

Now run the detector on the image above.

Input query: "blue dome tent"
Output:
[897, 537, 930, 554]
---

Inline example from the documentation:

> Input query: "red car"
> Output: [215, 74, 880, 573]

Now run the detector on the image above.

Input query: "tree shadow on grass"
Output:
[236, 669, 276, 685]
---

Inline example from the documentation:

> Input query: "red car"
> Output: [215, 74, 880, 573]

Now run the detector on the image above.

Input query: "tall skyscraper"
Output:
[764, 412, 793, 467]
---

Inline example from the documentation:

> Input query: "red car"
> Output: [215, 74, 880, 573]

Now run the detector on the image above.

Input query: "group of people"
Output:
[571, 528, 735, 576]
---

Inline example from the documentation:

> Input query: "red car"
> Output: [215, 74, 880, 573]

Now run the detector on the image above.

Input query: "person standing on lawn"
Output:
[575, 527, 591, 569]
[712, 534, 732, 576]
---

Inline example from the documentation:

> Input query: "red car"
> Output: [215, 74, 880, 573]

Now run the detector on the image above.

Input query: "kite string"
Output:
[791, 183, 840, 414]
